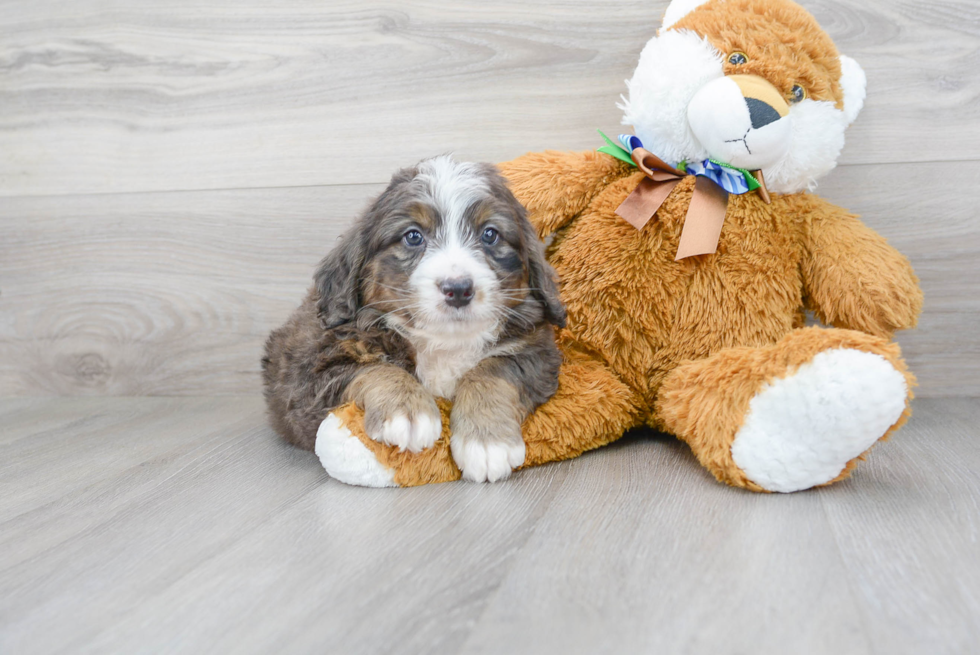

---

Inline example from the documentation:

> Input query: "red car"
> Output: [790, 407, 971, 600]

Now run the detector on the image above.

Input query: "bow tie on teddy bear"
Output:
[599, 131, 771, 260]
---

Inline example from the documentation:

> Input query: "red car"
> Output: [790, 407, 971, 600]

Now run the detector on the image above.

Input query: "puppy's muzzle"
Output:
[440, 277, 475, 308]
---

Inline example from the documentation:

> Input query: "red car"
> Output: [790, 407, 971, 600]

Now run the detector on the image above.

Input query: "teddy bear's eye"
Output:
[790, 84, 808, 104]
[728, 52, 748, 65]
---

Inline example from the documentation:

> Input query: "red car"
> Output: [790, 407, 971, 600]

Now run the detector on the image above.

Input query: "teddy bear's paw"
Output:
[450, 434, 526, 483]
[315, 413, 397, 488]
[730, 348, 908, 493]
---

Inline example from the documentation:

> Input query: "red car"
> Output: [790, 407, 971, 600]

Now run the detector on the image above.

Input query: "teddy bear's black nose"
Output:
[746, 97, 782, 129]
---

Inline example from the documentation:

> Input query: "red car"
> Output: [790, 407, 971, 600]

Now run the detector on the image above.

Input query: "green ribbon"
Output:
[597, 129, 761, 192]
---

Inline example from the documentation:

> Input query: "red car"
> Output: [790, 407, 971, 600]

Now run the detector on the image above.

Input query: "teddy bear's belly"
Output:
[549, 197, 804, 401]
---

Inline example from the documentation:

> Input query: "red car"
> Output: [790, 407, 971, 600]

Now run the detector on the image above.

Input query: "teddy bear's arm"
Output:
[499, 150, 630, 238]
[798, 195, 923, 339]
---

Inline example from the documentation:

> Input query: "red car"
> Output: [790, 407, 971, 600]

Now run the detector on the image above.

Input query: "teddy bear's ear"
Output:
[839, 55, 867, 126]
[662, 0, 712, 29]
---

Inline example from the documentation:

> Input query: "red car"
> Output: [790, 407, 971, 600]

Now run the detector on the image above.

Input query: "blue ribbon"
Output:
[618, 134, 645, 153]
[607, 133, 760, 195]
[682, 159, 751, 195]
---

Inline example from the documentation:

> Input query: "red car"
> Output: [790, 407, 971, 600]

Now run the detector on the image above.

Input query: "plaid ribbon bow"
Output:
[607, 133, 762, 195]
[597, 131, 770, 260]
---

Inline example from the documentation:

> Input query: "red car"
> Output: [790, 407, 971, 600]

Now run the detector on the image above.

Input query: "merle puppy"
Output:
[263, 156, 565, 483]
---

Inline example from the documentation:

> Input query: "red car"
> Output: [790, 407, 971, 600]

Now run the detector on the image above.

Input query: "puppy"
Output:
[262, 156, 565, 482]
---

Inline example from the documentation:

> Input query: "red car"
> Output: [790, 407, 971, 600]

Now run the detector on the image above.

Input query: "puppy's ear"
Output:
[485, 162, 566, 328]
[518, 206, 566, 328]
[315, 166, 417, 329]
[314, 228, 365, 329]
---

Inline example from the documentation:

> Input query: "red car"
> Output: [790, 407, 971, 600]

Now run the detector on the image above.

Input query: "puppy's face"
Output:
[315, 156, 565, 338]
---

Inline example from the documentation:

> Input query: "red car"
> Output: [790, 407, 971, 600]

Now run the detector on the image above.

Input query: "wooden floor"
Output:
[1, 396, 977, 654]
[2, 1, 978, 653]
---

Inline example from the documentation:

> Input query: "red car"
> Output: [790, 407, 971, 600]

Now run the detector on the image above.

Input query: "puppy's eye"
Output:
[481, 227, 499, 246]
[728, 52, 748, 65]
[403, 229, 424, 247]
[790, 84, 807, 104]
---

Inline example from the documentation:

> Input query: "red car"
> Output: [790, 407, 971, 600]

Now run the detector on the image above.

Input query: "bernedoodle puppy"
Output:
[262, 156, 566, 482]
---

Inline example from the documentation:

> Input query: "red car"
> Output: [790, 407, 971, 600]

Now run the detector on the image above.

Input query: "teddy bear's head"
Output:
[621, 0, 866, 194]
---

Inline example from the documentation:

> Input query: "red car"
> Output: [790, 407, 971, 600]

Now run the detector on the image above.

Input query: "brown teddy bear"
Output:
[315, 0, 923, 492]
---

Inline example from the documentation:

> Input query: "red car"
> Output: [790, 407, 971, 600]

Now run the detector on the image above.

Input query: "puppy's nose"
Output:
[440, 278, 474, 308]
[745, 97, 781, 129]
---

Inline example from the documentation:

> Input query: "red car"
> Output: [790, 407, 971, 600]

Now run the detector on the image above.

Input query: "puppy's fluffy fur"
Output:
[262, 156, 565, 482]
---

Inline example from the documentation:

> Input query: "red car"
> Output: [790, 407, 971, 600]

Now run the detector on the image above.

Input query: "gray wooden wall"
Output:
[1, 0, 977, 397]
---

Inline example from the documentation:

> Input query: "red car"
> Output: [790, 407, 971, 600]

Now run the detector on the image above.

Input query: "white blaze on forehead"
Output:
[402, 156, 504, 397]
[415, 155, 489, 245]
[411, 156, 496, 288]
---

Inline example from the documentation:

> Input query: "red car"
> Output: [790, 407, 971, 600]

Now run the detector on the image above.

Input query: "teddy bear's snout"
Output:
[686, 74, 793, 171]
[729, 74, 790, 122]
[745, 97, 781, 129]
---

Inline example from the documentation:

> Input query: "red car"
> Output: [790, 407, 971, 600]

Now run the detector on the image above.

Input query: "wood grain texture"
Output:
[819, 161, 980, 397]
[0, 397, 977, 654]
[0, 0, 978, 196]
[0, 184, 378, 396]
[461, 398, 980, 655]
[2, 161, 976, 397]
[819, 399, 980, 655]
[0, 397, 573, 655]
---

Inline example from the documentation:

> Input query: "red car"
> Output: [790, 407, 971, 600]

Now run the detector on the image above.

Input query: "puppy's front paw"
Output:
[363, 387, 441, 454]
[377, 411, 441, 453]
[451, 436, 526, 483]
[449, 410, 525, 483]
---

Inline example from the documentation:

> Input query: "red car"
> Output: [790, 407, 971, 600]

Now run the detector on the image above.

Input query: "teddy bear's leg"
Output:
[317, 346, 642, 487]
[315, 398, 456, 488]
[520, 347, 642, 467]
[655, 327, 915, 493]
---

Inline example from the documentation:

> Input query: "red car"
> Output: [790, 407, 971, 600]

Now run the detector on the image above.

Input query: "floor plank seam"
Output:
[3, 158, 979, 203]
[817, 494, 878, 655]
[452, 463, 575, 655]
[0, 415, 263, 574]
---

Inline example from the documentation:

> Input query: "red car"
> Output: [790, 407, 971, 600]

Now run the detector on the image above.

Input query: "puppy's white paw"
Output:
[451, 436, 526, 483]
[373, 410, 442, 453]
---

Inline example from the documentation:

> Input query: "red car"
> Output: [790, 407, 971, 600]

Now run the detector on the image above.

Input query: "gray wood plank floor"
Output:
[1, 2, 978, 651]
[1, 397, 977, 654]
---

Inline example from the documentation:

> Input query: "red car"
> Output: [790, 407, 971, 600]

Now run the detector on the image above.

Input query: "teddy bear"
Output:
[314, 0, 923, 492]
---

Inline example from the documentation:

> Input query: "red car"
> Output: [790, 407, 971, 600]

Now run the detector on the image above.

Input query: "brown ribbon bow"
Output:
[614, 148, 770, 260]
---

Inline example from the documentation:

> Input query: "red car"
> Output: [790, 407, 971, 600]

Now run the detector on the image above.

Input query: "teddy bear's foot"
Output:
[729, 348, 907, 492]
[315, 400, 461, 488]
[657, 327, 915, 493]
[315, 413, 397, 488]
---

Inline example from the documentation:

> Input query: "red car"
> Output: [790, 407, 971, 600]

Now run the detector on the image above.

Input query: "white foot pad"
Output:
[451, 436, 525, 483]
[315, 414, 397, 488]
[730, 348, 908, 493]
